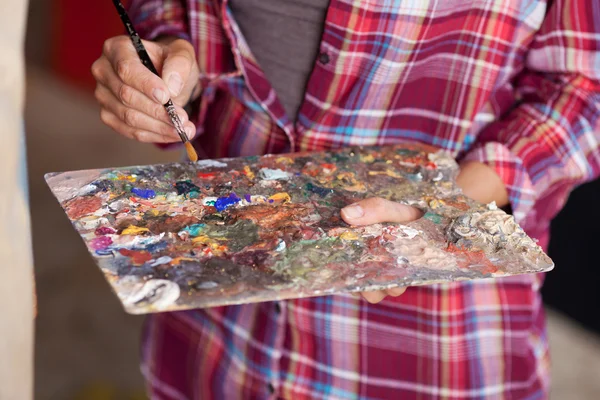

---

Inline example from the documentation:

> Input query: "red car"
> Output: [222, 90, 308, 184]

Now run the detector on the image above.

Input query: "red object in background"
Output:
[53, 0, 127, 92]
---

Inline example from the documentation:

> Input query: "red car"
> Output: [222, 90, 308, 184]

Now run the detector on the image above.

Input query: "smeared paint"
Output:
[46, 144, 553, 314]
[214, 193, 241, 211]
[65, 196, 102, 219]
[118, 249, 152, 265]
[305, 183, 334, 198]
[150, 256, 173, 266]
[90, 236, 113, 250]
[121, 225, 150, 235]
[243, 166, 255, 180]
[175, 180, 200, 196]
[197, 172, 217, 180]
[123, 279, 180, 309]
[196, 159, 228, 168]
[181, 224, 206, 237]
[95, 226, 116, 235]
[259, 168, 293, 180]
[268, 193, 291, 203]
[131, 187, 156, 199]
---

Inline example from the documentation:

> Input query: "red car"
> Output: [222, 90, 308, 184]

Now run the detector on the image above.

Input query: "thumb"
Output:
[341, 197, 423, 226]
[161, 39, 198, 99]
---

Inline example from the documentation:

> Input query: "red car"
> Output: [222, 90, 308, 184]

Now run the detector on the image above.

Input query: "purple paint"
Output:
[245, 194, 252, 202]
[95, 226, 116, 235]
[214, 193, 241, 212]
[90, 236, 113, 250]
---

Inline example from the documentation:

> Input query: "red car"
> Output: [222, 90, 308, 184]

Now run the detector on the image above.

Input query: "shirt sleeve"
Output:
[128, 0, 191, 42]
[462, 0, 600, 230]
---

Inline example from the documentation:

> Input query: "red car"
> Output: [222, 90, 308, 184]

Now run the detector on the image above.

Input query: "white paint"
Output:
[398, 225, 420, 239]
[198, 281, 219, 289]
[259, 168, 293, 180]
[77, 184, 97, 196]
[275, 240, 286, 252]
[196, 159, 228, 168]
[123, 279, 180, 309]
[201, 197, 218, 206]
[487, 201, 498, 210]
[150, 256, 173, 267]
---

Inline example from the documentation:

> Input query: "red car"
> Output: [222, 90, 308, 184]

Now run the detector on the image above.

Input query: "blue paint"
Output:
[95, 249, 114, 256]
[214, 193, 241, 211]
[131, 187, 156, 199]
[244, 194, 252, 202]
[305, 183, 334, 198]
[142, 241, 169, 253]
[182, 224, 206, 237]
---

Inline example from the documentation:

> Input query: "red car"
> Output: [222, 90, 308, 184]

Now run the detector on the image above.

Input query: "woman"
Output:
[92, 1, 600, 398]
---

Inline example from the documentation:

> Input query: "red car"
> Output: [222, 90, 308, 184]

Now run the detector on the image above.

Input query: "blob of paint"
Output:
[214, 193, 241, 211]
[90, 236, 113, 250]
[131, 187, 156, 199]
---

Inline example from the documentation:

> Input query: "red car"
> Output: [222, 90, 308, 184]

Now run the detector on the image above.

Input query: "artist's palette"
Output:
[46, 145, 553, 314]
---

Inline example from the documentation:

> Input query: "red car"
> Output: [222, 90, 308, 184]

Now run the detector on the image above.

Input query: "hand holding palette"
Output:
[45, 144, 553, 314]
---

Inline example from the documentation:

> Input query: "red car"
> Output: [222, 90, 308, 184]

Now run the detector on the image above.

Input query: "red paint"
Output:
[197, 172, 217, 179]
[321, 163, 337, 171]
[118, 249, 153, 265]
[446, 244, 498, 274]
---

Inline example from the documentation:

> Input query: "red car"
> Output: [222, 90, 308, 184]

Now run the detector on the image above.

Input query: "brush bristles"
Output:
[185, 142, 198, 162]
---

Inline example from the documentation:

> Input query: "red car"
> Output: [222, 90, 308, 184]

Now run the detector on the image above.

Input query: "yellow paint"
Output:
[368, 170, 402, 178]
[171, 257, 196, 265]
[336, 172, 366, 192]
[192, 236, 227, 255]
[243, 165, 255, 180]
[276, 156, 294, 164]
[269, 192, 291, 203]
[360, 154, 375, 163]
[121, 225, 149, 235]
[425, 196, 446, 209]
[149, 209, 161, 216]
[117, 174, 136, 182]
[340, 231, 360, 241]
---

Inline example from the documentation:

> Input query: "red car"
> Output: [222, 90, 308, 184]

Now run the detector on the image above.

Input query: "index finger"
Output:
[103, 37, 170, 105]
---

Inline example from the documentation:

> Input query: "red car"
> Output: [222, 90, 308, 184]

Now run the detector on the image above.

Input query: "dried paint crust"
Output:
[45, 144, 553, 314]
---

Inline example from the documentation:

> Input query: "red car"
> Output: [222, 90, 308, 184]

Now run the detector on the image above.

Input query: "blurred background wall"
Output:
[23, 1, 600, 399]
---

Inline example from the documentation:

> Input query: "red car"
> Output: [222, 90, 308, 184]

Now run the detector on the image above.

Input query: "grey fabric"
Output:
[229, 0, 330, 121]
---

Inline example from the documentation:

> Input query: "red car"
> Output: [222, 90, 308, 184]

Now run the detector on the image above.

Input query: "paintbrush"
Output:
[111, 0, 198, 162]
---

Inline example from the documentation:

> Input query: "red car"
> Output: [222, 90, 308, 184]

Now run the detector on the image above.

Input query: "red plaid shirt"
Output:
[130, 0, 600, 398]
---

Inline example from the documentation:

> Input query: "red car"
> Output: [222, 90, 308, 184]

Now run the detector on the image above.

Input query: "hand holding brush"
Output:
[92, 1, 200, 161]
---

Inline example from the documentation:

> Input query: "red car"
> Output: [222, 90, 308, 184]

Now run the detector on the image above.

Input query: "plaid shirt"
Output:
[130, 1, 600, 398]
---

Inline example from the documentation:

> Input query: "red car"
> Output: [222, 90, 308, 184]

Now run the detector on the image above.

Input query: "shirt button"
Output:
[318, 52, 330, 64]
[274, 302, 281, 313]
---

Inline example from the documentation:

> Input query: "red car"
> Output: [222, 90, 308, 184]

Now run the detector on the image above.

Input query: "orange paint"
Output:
[65, 196, 102, 219]
[118, 249, 152, 265]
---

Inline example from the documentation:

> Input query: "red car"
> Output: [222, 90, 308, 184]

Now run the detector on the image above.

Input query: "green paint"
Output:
[202, 219, 259, 252]
[182, 224, 206, 237]
[424, 212, 442, 224]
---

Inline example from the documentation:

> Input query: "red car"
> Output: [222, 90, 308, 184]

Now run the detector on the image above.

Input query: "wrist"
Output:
[456, 161, 509, 208]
